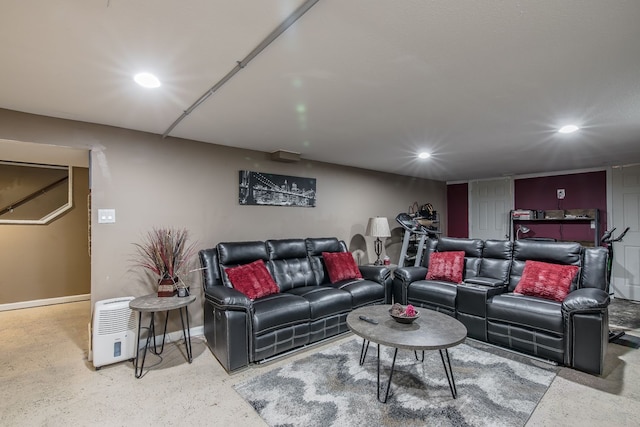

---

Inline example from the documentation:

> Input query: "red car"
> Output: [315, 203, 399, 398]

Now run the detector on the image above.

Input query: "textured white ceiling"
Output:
[1, 0, 639, 181]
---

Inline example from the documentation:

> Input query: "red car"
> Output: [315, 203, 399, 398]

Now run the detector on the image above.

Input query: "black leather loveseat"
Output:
[393, 237, 610, 375]
[199, 237, 392, 372]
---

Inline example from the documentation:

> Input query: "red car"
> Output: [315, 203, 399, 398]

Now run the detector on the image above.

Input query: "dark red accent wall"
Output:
[514, 171, 606, 245]
[447, 183, 469, 238]
[446, 171, 606, 245]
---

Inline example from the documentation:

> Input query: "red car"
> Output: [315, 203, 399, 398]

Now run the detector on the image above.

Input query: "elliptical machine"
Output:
[601, 226, 631, 342]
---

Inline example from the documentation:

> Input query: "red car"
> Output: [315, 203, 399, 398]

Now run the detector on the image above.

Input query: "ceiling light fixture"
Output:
[418, 152, 431, 159]
[558, 124, 579, 134]
[134, 72, 161, 88]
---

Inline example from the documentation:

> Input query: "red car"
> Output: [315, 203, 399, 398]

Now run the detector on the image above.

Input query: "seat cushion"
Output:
[326, 279, 384, 308]
[251, 293, 310, 335]
[286, 286, 352, 319]
[487, 293, 563, 334]
[407, 280, 458, 311]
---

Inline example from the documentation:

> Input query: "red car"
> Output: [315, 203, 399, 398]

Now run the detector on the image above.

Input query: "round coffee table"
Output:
[347, 304, 467, 403]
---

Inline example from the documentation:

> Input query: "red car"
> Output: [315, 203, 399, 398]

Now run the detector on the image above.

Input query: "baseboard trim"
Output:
[0, 294, 91, 312]
[137, 325, 205, 348]
[163, 325, 204, 343]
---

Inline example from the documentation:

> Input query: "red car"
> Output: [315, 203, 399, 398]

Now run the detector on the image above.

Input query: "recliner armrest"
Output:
[464, 277, 506, 288]
[392, 266, 428, 305]
[562, 288, 610, 313]
[204, 285, 252, 310]
[358, 265, 390, 284]
[394, 266, 428, 284]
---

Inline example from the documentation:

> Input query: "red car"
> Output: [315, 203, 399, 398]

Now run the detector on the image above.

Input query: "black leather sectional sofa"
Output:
[393, 237, 610, 375]
[199, 237, 392, 372]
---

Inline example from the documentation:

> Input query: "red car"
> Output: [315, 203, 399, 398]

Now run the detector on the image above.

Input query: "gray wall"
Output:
[0, 108, 445, 329]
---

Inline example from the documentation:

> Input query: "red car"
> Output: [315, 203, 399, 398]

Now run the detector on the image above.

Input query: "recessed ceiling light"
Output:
[418, 152, 431, 159]
[134, 72, 161, 88]
[558, 124, 579, 134]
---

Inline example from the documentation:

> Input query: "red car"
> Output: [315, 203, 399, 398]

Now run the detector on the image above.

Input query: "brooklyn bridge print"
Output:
[239, 170, 316, 207]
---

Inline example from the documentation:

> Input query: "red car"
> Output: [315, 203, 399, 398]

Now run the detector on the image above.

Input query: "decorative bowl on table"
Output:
[389, 303, 420, 324]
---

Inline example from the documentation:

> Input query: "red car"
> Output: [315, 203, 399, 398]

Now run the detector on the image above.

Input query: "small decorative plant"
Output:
[133, 227, 198, 296]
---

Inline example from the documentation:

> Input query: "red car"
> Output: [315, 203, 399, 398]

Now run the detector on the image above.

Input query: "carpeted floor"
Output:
[235, 337, 558, 427]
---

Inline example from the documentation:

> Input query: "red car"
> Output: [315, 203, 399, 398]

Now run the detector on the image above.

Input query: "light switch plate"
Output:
[98, 209, 116, 223]
[557, 189, 565, 199]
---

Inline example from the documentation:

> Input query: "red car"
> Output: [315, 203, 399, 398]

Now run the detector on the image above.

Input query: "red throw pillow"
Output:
[322, 251, 363, 284]
[225, 260, 279, 300]
[426, 251, 465, 284]
[514, 260, 579, 302]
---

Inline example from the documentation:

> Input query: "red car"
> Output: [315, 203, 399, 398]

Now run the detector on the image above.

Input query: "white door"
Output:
[470, 178, 513, 240]
[610, 165, 640, 301]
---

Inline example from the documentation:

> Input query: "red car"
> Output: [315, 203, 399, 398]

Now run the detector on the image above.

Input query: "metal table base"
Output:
[130, 294, 195, 379]
[360, 339, 458, 403]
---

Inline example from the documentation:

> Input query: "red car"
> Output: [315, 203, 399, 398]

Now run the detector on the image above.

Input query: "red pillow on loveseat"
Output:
[513, 260, 579, 302]
[426, 251, 465, 284]
[322, 251, 363, 283]
[225, 260, 279, 300]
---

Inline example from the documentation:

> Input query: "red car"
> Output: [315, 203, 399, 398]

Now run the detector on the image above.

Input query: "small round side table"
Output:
[129, 293, 196, 378]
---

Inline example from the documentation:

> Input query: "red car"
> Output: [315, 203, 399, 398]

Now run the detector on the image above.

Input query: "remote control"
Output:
[359, 315, 378, 325]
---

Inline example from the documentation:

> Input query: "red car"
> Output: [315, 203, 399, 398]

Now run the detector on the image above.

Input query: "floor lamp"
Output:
[366, 217, 391, 265]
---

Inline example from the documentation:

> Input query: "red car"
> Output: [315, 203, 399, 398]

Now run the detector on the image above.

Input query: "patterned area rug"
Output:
[234, 338, 557, 427]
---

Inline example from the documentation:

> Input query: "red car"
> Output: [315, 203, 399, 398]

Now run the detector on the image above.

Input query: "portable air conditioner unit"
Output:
[92, 296, 138, 369]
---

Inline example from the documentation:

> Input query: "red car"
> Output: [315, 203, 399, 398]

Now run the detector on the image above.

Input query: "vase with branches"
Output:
[133, 227, 198, 297]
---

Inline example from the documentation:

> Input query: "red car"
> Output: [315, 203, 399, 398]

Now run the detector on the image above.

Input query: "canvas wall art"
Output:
[239, 170, 316, 207]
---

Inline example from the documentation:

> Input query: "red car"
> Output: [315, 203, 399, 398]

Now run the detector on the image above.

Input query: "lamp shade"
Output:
[366, 217, 391, 238]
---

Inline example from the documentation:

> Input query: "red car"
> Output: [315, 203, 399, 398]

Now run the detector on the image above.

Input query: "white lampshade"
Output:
[366, 217, 391, 238]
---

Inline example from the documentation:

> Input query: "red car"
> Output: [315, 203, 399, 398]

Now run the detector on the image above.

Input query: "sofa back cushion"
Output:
[420, 238, 440, 268]
[199, 248, 222, 290]
[266, 239, 316, 291]
[478, 239, 513, 284]
[509, 240, 581, 292]
[217, 241, 269, 288]
[305, 237, 349, 285]
[427, 237, 483, 281]
[581, 247, 609, 291]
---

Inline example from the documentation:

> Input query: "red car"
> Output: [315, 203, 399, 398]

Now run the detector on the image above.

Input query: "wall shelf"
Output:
[510, 208, 600, 246]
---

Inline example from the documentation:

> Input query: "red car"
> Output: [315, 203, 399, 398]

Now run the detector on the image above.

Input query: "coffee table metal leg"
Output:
[377, 345, 398, 403]
[439, 349, 457, 399]
[414, 350, 425, 362]
[359, 339, 370, 365]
